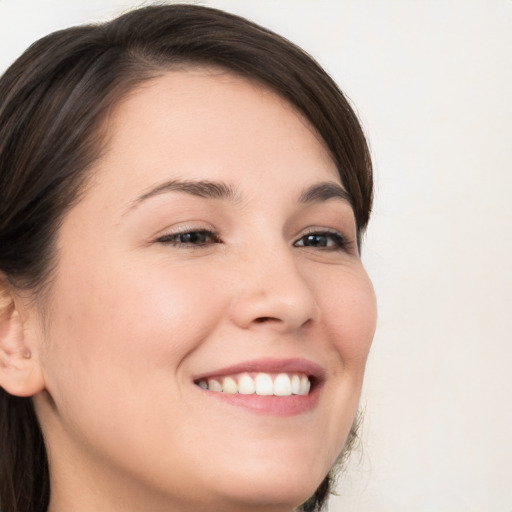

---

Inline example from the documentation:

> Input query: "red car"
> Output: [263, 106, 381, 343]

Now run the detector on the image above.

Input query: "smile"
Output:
[195, 372, 311, 396]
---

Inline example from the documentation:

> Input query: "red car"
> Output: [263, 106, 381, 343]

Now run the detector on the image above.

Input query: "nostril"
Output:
[254, 316, 277, 323]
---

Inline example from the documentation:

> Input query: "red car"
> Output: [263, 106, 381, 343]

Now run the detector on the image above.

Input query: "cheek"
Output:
[38, 253, 232, 474]
[314, 269, 376, 460]
[43, 253, 229, 400]
[316, 267, 377, 368]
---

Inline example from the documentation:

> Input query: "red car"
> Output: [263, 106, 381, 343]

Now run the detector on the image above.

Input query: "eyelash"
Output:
[155, 228, 222, 247]
[155, 227, 352, 252]
[293, 229, 351, 251]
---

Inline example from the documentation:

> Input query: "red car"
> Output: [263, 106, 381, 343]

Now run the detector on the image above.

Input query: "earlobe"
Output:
[0, 278, 45, 397]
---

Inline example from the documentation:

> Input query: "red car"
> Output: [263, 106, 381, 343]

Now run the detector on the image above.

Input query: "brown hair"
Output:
[0, 4, 372, 511]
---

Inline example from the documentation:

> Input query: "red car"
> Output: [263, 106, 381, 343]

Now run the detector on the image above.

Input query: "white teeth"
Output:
[291, 374, 301, 395]
[238, 373, 256, 394]
[273, 373, 292, 396]
[208, 379, 222, 392]
[255, 373, 274, 395]
[222, 376, 238, 394]
[199, 372, 312, 396]
[299, 375, 311, 395]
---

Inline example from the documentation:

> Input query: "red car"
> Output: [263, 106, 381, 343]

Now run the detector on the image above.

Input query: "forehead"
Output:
[90, 69, 340, 207]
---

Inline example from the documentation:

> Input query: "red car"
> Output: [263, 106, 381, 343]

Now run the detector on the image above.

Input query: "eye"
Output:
[156, 229, 221, 247]
[294, 230, 349, 251]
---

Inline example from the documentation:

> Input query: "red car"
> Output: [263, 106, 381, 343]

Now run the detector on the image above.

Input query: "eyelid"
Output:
[153, 224, 221, 245]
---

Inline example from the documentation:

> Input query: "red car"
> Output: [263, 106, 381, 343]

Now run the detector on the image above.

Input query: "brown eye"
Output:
[157, 230, 220, 246]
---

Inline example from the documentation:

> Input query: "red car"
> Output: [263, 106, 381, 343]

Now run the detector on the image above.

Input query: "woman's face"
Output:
[28, 69, 377, 512]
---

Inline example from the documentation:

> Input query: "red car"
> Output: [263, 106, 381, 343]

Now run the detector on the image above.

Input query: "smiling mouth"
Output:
[195, 372, 312, 396]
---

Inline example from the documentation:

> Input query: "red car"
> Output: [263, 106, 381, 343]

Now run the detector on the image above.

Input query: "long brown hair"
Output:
[0, 5, 372, 511]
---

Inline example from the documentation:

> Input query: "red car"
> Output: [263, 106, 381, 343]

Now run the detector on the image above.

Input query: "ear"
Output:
[0, 276, 45, 397]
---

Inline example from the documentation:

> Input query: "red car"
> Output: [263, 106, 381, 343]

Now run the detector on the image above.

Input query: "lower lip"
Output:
[197, 384, 322, 416]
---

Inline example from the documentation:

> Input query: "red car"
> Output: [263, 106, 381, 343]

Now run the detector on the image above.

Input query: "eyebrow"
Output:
[126, 178, 353, 213]
[299, 181, 354, 207]
[127, 178, 240, 212]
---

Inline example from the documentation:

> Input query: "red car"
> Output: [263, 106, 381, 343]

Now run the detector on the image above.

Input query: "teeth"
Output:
[222, 376, 238, 394]
[291, 374, 301, 395]
[255, 373, 274, 396]
[238, 373, 256, 394]
[274, 373, 292, 396]
[197, 372, 312, 396]
[208, 379, 222, 392]
[300, 375, 311, 395]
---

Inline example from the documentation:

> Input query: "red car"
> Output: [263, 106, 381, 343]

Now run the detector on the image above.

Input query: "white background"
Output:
[1, 1, 511, 511]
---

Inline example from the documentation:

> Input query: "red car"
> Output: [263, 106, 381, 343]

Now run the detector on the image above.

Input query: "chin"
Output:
[206, 459, 328, 512]
[216, 486, 316, 512]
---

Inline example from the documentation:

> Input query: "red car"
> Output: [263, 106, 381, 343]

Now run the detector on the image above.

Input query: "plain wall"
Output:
[1, 1, 511, 511]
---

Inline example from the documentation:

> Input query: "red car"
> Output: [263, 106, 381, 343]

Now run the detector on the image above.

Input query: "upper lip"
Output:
[192, 357, 325, 382]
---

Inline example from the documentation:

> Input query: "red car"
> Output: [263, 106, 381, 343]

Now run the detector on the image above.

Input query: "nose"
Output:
[229, 242, 319, 333]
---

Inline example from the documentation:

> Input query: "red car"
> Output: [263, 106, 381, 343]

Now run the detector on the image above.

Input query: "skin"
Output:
[14, 69, 376, 512]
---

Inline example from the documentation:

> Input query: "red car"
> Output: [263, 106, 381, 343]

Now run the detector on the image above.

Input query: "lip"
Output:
[192, 357, 325, 417]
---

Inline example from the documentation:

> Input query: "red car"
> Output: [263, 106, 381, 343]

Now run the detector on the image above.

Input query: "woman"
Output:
[0, 4, 376, 512]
